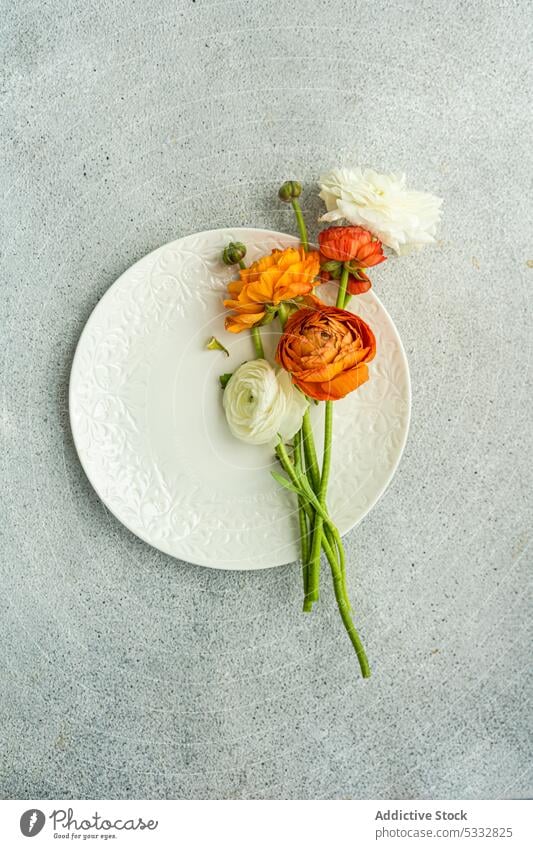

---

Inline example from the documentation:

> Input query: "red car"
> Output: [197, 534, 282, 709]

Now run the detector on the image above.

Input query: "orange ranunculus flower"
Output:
[318, 225, 386, 296]
[276, 302, 376, 401]
[224, 247, 320, 332]
[318, 225, 386, 265]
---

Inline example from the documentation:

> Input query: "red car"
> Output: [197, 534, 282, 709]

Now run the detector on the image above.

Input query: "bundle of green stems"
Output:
[273, 259, 370, 680]
[225, 187, 370, 678]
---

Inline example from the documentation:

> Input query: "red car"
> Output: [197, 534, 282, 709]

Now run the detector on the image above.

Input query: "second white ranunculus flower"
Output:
[223, 359, 308, 446]
[319, 167, 442, 254]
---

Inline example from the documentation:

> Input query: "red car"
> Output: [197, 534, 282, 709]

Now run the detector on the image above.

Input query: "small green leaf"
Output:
[206, 336, 229, 357]
[270, 471, 301, 495]
[219, 372, 232, 389]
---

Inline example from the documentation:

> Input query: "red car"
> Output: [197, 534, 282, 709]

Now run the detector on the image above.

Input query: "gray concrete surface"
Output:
[1, 0, 531, 799]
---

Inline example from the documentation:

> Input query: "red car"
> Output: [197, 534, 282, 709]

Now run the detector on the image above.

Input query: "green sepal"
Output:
[259, 304, 278, 326]
[320, 260, 342, 278]
[219, 373, 233, 389]
[345, 263, 366, 278]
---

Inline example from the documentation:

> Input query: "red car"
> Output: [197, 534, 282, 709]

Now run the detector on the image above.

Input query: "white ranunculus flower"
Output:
[319, 167, 442, 254]
[223, 359, 308, 446]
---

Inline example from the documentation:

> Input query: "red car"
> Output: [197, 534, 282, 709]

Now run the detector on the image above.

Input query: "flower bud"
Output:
[278, 180, 302, 202]
[222, 242, 247, 265]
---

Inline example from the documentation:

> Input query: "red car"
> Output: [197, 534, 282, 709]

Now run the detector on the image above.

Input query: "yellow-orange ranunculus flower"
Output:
[224, 247, 320, 333]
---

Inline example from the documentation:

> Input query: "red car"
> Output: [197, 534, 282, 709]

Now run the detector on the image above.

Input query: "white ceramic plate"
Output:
[69, 228, 411, 569]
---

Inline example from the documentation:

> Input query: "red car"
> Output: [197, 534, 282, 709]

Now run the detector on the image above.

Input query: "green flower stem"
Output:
[319, 529, 368, 678]
[333, 265, 352, 599]
[278, 302, 289, 328]
[236, 257, 264, 359]
[305, 263, 350, 604]
[301, 409, 320, 611]
[337, 263, 349, 309]
[278, 290, 312, 596]
[297, 503, 369, 677]
[275, 444, 336, 543]
[301, 411, 320, 491]
[250, 326, 265, 359]
[291, 198, 309, 252]
[300, 418, 346, 601]
[317, 401, 348, 595]
[275, 441, 339, 569]
[329, 551, 371, 678]
[278, 189, 311, 591]
[274, 263, 368, 673]
[284, 450, 365, 673]
[321, 401, 334, 491]
[304, 262, 348, 608]
[293, 431, 310, 594]
[278, 441, 367, 676]
[302, 424, 344, 596]
[325, 523, 345, 583]
[305, 400, 334, 609]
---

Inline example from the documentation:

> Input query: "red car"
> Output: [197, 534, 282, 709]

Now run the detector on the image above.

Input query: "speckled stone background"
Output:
[1, 0, 531, 800]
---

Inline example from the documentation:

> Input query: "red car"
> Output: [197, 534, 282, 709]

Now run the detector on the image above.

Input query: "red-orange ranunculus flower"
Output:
[318, 225, 386, 295]
[224, 247, 320, 332]
[319, 225, 386, 265]
[276, 302, 376, 401]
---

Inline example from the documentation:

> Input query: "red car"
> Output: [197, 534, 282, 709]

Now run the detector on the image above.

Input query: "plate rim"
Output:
[69, 227, 411, 570]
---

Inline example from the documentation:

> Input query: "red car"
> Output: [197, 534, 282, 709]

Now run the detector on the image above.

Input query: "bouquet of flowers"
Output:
[208, 167, 441, 677]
